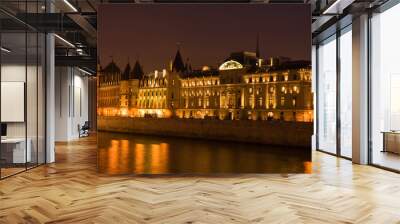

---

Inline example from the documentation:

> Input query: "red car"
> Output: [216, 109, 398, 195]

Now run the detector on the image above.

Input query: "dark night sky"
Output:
[98, 4, 311, 73]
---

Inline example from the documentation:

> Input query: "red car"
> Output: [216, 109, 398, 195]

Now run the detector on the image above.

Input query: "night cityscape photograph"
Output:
[97, 4, 312, 174]
[1, 1, 400, 223]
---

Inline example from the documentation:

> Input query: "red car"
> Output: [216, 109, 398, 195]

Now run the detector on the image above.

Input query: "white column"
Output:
[311, 45, 317, 151]
[46, 32, 55, 163]
[352, 14, 369, 164]
[55, 67, 72, 141]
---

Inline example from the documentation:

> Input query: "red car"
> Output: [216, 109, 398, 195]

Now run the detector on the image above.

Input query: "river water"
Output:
[97, 131, 311, 174]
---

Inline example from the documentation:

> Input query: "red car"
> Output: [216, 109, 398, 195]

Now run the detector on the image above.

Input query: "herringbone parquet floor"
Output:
[1, 135, 400, 224]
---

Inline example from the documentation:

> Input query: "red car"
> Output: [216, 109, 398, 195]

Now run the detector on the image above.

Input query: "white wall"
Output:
[55, 67, 89, 141]
[1, 64, 41, 138]
[1, 64, 27, 139]
[1, 63, 46, 164]
[55, 66, 69, 141]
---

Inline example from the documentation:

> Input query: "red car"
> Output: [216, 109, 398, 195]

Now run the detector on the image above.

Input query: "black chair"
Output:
[79, 121, 90, 138]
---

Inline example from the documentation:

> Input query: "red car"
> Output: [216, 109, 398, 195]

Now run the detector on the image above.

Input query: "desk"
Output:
[1, 138, 31, 163]
[382, 131, 400, 154]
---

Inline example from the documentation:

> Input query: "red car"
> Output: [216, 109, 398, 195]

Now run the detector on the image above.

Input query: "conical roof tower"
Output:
[131, 60, 144, 79]
[122, 63, 131, 80]
[172, 48, 185, 73]
[103, 59, 121, 74]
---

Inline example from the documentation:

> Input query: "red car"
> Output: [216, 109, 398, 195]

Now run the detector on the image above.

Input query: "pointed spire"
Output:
[131, 60, 144, 79]
[172, 46, 185, 73]
[122, 62, 131, 80]
[256, 33, 260, 58]
[103, 57, 121, 74]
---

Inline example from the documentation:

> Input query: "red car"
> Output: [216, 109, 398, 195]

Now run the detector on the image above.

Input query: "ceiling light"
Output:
[78, 67, 93, 76]
[1, 47, 11, 53]
[322, 0, 354, 15]
[54, 34, 75, 48]
[63, 0, 78, 12]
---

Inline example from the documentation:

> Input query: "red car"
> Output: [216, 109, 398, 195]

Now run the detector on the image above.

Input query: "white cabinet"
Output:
[1, 138, 32, 163]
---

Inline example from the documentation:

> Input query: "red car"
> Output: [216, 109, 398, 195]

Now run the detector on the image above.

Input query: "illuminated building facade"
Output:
[98, 50, 313, 122]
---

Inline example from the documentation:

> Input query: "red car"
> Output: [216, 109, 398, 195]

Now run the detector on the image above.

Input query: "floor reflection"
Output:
[97, 132, 311, 174]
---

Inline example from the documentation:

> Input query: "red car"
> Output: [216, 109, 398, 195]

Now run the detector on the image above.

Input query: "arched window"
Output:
[218, 60, 243, 70]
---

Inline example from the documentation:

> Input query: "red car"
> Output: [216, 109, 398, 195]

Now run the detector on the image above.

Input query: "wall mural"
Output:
[97, 4, 313, 174]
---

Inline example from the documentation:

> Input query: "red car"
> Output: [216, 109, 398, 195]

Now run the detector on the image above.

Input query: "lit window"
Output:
[280, 96, 285, 106]
[249, 88, 253, 93]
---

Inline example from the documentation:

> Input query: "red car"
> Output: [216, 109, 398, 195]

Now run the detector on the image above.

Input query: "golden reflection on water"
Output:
[133, 143, 144, 173]
[133, 143, 170, 174]
[97, 132, 311, 174]
[304, 161, 313, 174]
[108, 140, 120, 172]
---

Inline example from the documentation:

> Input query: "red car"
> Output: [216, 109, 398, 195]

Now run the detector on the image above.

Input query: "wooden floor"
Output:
[1, 136, 400, 223]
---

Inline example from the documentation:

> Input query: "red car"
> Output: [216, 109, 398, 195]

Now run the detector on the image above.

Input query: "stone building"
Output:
[97, 49, 313, 122]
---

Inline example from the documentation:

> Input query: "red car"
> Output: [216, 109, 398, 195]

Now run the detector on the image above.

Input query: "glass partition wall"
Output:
[370, 2, 400, 171]
[316, 25, 352, 159]
[0, 3, 46, 179]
